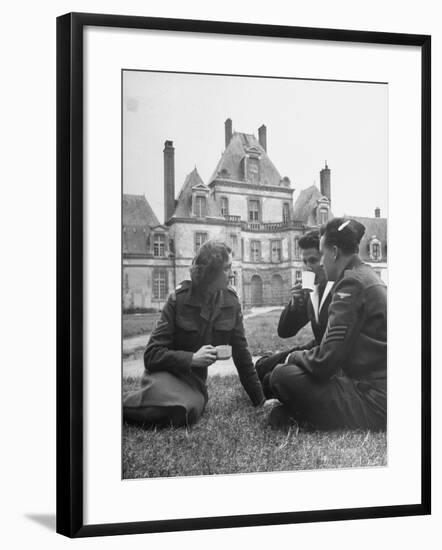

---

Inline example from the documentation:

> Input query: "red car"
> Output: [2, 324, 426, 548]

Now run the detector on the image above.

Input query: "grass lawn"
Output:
[123, 374, 387, 479]
[244, 310, 314, 356]
[123, 313, 161, 339]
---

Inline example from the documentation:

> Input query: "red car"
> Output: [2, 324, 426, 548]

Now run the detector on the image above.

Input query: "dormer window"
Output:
[369, 236, 382, 261]
[318, 208, 328, 225]
[153, 233, 166, 257]
[194, 195, 207, 217]
[220, 197, 229, 216]
[241, 146, 261, 184]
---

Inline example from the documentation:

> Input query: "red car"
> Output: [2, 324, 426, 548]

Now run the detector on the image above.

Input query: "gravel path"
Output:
[123, 355, 262, 379]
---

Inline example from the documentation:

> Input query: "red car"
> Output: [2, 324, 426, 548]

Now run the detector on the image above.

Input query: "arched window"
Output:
[271, 274, 284, 305]
[369, 237, 382, 261]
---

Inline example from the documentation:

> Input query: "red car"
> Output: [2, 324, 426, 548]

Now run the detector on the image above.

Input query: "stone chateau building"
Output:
[123, 119, 387, 311]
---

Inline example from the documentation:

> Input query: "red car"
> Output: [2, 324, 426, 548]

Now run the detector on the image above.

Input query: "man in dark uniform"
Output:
[123, 241, 265, 428]
[268, 219, 387, 430]
[255, 230, 333, 397]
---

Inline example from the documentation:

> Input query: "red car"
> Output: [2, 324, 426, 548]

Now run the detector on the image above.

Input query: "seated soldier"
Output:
[255, 230, 333, 397]
[123, 240, 267, 428]
[268, 218, 387, 431]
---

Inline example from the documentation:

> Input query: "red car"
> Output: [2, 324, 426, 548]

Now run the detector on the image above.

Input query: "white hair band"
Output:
[338, 220, 351, 231]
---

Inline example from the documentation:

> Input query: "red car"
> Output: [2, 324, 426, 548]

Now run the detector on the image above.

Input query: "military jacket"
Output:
[144, 280, 265, 406]
[288, 257, 387, 382]
[277, 284, 332, 345]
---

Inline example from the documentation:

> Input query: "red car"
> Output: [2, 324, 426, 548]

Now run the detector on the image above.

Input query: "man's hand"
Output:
[191, 345, 217, 368]
[290, 282, 311, 307]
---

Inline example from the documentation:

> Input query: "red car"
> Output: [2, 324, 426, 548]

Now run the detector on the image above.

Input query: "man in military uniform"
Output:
[255, 231, 333, 397]
[268, 219, 387, 430]
[123, 241, 265, 428]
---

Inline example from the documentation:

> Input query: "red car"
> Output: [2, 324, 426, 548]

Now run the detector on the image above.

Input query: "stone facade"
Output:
[122, 120, 388, 311]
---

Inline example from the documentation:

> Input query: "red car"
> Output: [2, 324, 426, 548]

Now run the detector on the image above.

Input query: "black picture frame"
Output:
[56, 12, 431, 538]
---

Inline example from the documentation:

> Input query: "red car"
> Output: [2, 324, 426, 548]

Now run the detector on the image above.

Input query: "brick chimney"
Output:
[320, 161, 331, 203]
[163, 140, 175, 223]
[225, 118, 232, 148]
[375, 206, 381, 218]
[258, 124, 267, 151]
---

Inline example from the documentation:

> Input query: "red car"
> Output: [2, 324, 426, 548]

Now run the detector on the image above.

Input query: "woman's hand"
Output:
[191, 345, 217, 368]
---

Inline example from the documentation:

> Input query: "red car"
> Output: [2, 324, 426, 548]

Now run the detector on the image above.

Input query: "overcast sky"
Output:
[123, 70, 388, 224]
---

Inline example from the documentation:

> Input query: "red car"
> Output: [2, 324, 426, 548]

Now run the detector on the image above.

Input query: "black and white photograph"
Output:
[121, 69, 388, 479]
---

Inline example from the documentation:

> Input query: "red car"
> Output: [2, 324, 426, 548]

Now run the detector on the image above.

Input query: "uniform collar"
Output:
[330, 255, 363, 292]
[184, 284, 235, 320]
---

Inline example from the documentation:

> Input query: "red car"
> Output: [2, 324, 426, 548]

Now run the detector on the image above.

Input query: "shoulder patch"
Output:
[175, 280, 191, 294]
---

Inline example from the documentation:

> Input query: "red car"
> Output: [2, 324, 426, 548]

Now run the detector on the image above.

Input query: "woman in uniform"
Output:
[269, 218, 387, 431]
[123, 240, 266, 428]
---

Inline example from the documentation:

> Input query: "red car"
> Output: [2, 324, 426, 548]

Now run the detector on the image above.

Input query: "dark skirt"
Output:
[123, 370, 207, 428]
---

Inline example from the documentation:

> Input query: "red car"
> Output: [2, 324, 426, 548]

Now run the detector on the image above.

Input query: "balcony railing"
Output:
[223, 215, 241, 223]
[241, 220, 305, 231]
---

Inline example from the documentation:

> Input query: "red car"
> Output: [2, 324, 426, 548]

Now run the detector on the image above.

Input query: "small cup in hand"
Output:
[216, 345, 232, 360]
[301, 271, 315, 291]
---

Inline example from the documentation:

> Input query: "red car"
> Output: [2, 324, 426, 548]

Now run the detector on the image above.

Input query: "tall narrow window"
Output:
[248, 199, 260, 222]
[230, 234, 238, 257]
[220, 197, 229, 216]
[194, 195, 207, 217]
[318, 208, 328, 225]
[250, 240, 261, 262]
[153, 269, 168, 300]
[153, 233, 166, 257]
[194, 232, 208, 254]
[271, 240, 282, 262]
[294, 237, 300, 260]
[372, 242, 381, 261]
[283, 203, 290, 223]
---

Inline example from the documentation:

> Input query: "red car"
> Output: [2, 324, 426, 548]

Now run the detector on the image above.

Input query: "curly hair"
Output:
[190, 240, 232, 290]
[298, 230, 320, 251]
[320, 218, 366, 255]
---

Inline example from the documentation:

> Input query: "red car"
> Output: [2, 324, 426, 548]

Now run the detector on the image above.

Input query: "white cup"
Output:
[301, 271, 315, 291]
[216, 345, 232, 360]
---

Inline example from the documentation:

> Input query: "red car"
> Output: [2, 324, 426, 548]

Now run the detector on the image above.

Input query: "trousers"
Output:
[269, 363, 386, 430]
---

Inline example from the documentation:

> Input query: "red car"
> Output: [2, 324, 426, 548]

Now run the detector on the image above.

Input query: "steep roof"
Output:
[122, 225, 150, 255]
[209, 132, 283, 187]
[173, 168, 221, 219]
[350, 215, 388, 261]
[122, 194, 160, 226]
[293, 185, 323, 225]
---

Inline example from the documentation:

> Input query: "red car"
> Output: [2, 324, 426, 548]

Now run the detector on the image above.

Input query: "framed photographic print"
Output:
[57, 12, 431, 538]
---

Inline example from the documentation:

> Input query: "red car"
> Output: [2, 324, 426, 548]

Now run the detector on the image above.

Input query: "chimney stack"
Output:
[258, 124, 267, 151]
[225, 118, 232, 148]
[375, 207, 381, 218]
[320, 161, 331, 203]
[163, 140, 175, 223]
